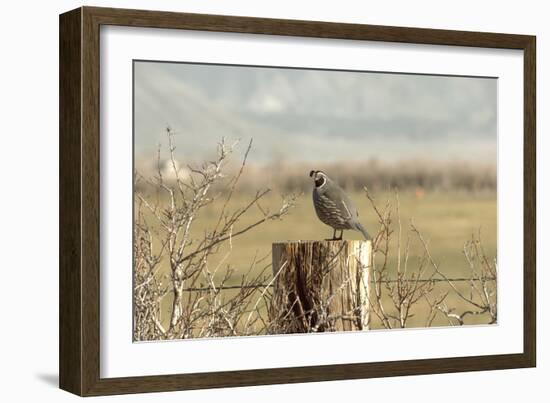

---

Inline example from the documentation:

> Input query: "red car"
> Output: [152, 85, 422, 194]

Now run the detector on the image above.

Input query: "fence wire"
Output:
[179, 276, 497, 293]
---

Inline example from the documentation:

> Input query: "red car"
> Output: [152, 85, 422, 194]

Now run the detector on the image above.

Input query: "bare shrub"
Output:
[363, 188, 497, 329]
[429, 233, 498, 326]
[133, 128, 297, 341]
[364, 189, 439, 329]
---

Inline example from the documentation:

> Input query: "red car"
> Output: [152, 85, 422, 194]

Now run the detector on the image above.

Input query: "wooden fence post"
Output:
[269, 240, 372, 334]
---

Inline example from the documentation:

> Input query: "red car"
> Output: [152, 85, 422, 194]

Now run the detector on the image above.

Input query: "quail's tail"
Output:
[355, 222, 371, 241]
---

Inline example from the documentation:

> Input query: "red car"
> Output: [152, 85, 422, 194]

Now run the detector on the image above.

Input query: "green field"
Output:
[137, 188, 497, 332]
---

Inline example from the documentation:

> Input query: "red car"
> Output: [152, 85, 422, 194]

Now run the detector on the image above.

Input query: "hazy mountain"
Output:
[134, 61, 497, 164]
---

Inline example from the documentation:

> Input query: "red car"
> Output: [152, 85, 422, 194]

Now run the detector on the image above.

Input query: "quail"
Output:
[310, 170, 370, 240]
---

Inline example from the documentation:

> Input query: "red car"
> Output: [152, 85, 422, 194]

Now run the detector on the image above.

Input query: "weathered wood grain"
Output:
[270, 240, 372, 333]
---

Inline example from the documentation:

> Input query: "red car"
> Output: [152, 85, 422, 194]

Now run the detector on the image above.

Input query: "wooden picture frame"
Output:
[59, 6, 536, 396]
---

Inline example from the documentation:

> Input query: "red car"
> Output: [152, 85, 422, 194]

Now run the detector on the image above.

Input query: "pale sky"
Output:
[134, 61, 497, 164]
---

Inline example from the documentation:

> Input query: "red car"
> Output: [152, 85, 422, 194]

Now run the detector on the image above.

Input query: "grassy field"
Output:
[191, 189, 496, 279]
[137, 188, 497, 332]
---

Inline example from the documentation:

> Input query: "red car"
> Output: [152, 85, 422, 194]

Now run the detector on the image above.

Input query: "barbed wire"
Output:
[180, 276, 497, 293]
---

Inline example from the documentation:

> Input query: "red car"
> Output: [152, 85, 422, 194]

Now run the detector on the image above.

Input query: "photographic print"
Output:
[132, 61, 497, 341]
[60, 8, 535, 394]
